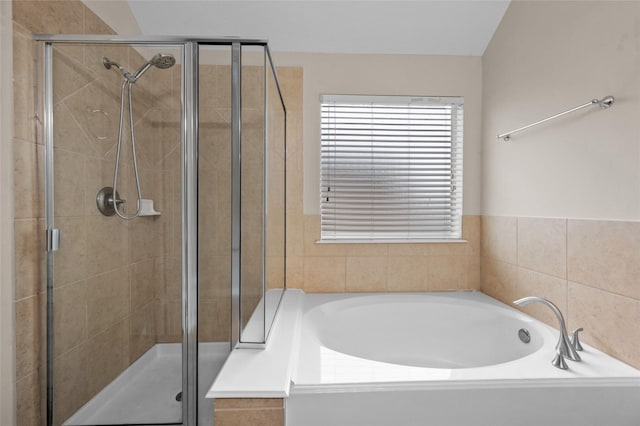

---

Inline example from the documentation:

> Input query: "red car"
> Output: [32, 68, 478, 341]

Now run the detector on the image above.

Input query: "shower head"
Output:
[149, 53, 176, 69]
[103, 57, 134, 81]
[132, 53, 176, 82]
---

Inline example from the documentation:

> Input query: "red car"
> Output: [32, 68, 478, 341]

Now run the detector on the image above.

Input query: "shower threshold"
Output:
[64, 342, 229, 426]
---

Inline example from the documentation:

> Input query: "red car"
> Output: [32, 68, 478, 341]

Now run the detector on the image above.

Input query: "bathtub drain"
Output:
[518, 328, 531, 343]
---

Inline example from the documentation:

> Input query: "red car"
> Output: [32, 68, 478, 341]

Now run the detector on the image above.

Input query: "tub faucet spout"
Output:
[513, 296, 581, 369]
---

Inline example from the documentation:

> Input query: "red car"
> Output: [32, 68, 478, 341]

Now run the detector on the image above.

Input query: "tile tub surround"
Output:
[481, 216, 640, 369]
[288, 214, 481, 293]
[214, 398, 284, 426]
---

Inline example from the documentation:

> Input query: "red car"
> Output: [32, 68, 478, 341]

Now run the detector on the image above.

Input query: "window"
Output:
[320, 95, 463, 242]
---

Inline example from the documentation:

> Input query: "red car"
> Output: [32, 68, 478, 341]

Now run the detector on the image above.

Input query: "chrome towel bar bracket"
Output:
[497, 95, 614, 141]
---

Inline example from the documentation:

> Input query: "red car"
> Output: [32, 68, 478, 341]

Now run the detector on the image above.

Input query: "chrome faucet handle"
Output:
[571, 327, 584, 351]
[552, 351, 568, 370]
[513, 296, 581, 365]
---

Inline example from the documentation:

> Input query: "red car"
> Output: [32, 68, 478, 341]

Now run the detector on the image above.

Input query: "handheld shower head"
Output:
[149, 53, 176, 69]
[102, 57, 133, 81]
[132, 53, 176, 81]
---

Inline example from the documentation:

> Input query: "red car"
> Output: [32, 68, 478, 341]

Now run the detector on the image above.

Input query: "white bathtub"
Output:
[287, 291, 640, 426]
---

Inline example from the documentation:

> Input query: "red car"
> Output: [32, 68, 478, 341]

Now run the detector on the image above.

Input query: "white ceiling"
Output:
[122, 1, 510, 56]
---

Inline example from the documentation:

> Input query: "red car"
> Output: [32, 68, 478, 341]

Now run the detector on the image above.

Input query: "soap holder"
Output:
[138, 199, 161, 216]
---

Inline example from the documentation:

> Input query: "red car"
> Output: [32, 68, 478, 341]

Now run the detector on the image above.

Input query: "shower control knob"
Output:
[96, 186, 122, 216]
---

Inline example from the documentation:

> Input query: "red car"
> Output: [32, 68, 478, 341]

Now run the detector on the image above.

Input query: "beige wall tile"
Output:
[480, 257, 518, 305]
[215, 398, 283, 409]
[85, 215, 128, 277]
[515, 268, 567, 328]
[15, 296, 39, 381]
[156, 300, 182, 343]
[466, 254, 481, 290]
[53, 103, 92, 156]
[481, 216, 517, 264]
[567, 219, 640, 300]
[198, 255, 229, 300]
[54, 216, 86, 287]
[303, 256, 345, 293]
[285, 255, 304, 289]
[12, 24, 36, 143]
[13, 141, 43, 219]
[427, 256, 470, 291]
[387, 256, 428, 292]
[129, 217, 163, 263]
[568, 282, 640, 369]
[131, 259, 156, 309]
[130, 302, 155, 362]
[517, 217, 566, 279]
[63, 79, 122, 148]
[86, 268, 130, 337]
[13, 1, 84, 34]
[462, 214, 481, 255]
[199, 298, 231, 342]
[54, 344, 89, 425]
[156, 256, 181, 301]
[14, 219, 43, 299]
[387, 243, 428, 256]
[86, 319, 130, 398]
[16, 372, 40, 426]
[426, 242, 472, 256]
[135, 109, 181, 169]
[53, 281, 87, 357]
[52, 48, 97, 105]
[266, 256, 285, 290]
[346, 256, 387, 292]
[214, 398, 284, 426]
[303, 215, 346, 257]
[345, 244, 388, 257]
[214, 408, 283, 426]
[285, 168, 304, 257]
[53, 148, 85, 217]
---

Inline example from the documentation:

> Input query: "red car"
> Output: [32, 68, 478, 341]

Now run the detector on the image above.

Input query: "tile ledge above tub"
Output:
[315, 239, 470, 244]
[206, 289, 304, 399]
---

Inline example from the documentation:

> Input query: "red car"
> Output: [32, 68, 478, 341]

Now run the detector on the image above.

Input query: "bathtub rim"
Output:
[293, 290, 640, 389]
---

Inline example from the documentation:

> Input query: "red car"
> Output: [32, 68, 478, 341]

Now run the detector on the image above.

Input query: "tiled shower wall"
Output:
[13, 3, 120, 425]
[13, 1, 188, 423]
[481, 216, 640, 369]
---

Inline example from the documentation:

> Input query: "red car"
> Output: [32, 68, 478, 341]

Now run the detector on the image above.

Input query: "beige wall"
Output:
[482, 0, 640, 219]
[481, 1, 640, 368]
[1, 1, 15, 425]
[273, 52, 483, 216]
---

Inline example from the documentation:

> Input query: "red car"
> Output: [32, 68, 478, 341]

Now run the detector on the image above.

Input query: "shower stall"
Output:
[37, 36, 287, 426]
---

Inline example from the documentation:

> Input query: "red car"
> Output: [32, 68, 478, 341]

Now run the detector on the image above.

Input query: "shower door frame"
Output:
[37, 35, 286, 426]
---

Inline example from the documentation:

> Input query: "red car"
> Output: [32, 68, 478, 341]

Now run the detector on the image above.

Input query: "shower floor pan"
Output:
[64, 342, 229, 426]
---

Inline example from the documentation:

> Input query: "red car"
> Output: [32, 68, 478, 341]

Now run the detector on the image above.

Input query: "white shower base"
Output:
[64, 342, 229, 426]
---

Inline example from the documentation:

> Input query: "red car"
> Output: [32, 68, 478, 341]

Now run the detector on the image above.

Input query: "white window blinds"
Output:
[320, 95, 463, 241]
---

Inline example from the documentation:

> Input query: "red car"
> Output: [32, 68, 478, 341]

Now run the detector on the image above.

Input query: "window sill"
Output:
[315, 239, 469, 244]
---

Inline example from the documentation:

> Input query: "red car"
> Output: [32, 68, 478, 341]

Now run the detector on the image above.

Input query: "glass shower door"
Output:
[45, 41, 184, 426]
[197, 43, 234, 426]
